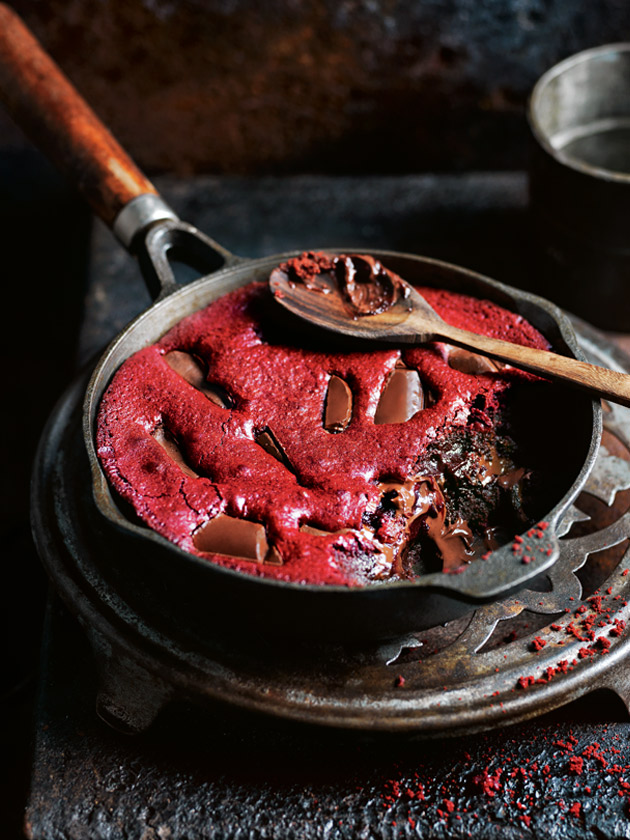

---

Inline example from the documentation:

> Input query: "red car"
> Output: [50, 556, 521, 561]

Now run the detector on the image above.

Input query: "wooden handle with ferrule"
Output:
[0, 3, 157, 226]
[440, 322, 630, 408]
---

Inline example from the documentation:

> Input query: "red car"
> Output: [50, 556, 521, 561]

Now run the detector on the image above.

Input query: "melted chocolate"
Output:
[333, 254, 400, 315]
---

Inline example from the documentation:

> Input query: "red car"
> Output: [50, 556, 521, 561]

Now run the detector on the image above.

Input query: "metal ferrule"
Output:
[113, 194, 179, 249]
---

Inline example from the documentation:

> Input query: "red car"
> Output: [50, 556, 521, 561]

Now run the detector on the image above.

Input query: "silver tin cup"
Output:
[528, 43, 630, 330]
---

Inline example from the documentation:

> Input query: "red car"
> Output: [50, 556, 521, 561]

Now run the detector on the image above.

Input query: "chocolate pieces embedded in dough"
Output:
[193, 513, 281, 564]
[152, 426, 198, 478]
[324, 375, 353, 432]
[447, 346, 499, 375]
[255, 428, 286, 462]
[164, 350, 232, 407]
[374, 368, 423, 424]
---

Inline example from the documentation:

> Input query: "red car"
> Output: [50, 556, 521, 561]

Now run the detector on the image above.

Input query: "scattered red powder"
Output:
[568, 756, 584, 775]
[473, 768, 503, 797]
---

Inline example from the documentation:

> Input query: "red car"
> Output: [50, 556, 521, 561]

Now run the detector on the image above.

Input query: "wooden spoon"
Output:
[270, 263, 630, 408]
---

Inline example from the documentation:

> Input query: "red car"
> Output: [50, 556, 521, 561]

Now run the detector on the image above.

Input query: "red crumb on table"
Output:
[377, 718, 630, 830]
[568, 756, 584, 775]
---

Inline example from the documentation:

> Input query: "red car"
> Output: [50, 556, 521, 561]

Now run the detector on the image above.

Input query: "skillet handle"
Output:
[0, 4, 169, 231]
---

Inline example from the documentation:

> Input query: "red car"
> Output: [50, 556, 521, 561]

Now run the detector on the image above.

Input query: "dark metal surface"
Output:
[528, 44, 630, 330]
[25, 595, 630, 840]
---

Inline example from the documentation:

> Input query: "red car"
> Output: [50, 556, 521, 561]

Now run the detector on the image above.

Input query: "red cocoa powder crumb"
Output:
[583, 744, 608, 768]
[568, 756, 584, 774]
[473, 768, 503, 797]
[279, 252, 334, 282]
[569, 802, 582, 819]
[622, 569, 629, 576]
[531, 636, 546, 651]
[394, 675, 406, 687]
[567, 623, 585, 640]
[611, 620, 626, 637]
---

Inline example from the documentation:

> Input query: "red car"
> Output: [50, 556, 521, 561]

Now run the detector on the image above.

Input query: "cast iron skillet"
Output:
[0, 6, 601, 641]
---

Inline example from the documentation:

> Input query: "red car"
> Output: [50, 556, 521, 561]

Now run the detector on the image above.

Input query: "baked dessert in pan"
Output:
[97, 253, 574, 587]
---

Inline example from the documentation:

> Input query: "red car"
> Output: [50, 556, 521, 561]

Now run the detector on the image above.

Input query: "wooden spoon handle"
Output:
[440, 322, 630, 407]
[0, 4, 157, 226]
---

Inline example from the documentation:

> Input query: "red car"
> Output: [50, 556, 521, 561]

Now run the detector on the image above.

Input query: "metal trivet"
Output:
[32, 319, 630, 736]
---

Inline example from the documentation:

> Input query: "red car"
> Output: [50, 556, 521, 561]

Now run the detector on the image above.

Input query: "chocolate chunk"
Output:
[447, 346, 499, 375]
[374, 368, 423, 424]
[152, 426, 198, 478]
[300, 523, 353, 538]
[193, 513, 269, 562]
[265, 545, 284, 565]
[255, 428, 286, 463]
[300, 523, 331, 536]
[324, 375, 353, 432]
[164, 350, 231, 407]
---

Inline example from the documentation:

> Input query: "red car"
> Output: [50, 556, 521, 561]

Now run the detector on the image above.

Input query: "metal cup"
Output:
[528, 44, 630, 330]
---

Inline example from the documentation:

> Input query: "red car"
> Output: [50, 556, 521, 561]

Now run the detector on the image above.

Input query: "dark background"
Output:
[2, 0, 630, 175]
[2, 1, 630, 837]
